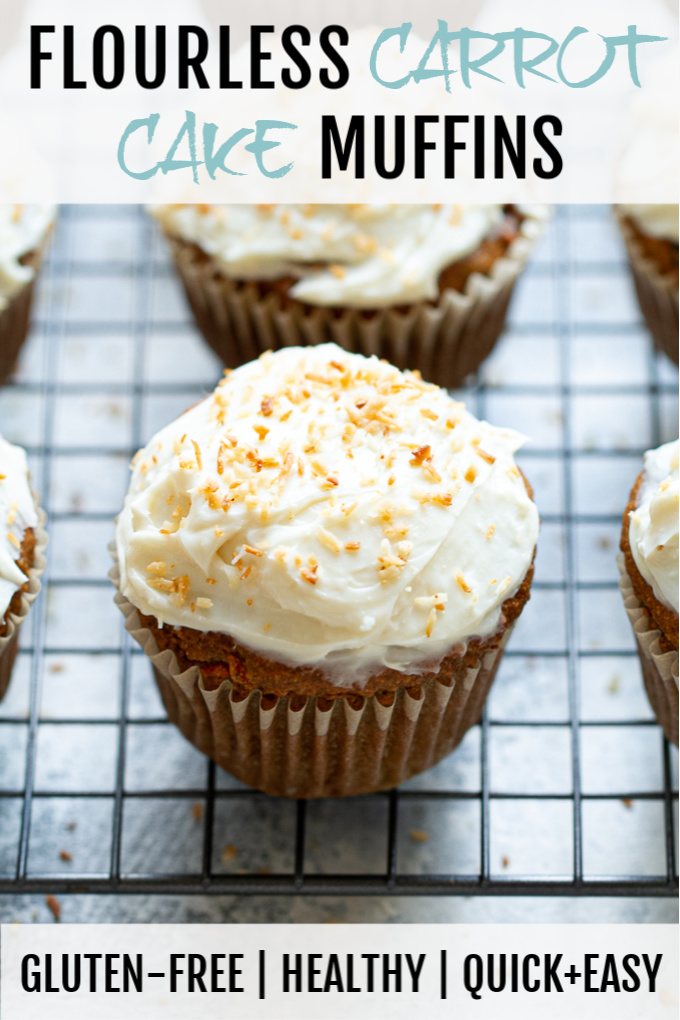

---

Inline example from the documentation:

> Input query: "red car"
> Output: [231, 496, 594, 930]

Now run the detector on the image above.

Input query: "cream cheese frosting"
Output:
[629, 440, 679, 616]
[0, 435, 38, 618]
[619, 205, 679, 245]
[151, 204, 508, 308]
[116, 344, 539, 683]
[0, 204, 55, 313]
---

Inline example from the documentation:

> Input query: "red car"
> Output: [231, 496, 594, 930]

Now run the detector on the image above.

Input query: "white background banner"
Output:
[0, 0, 677, 203]
[1, 923, 677, 1019]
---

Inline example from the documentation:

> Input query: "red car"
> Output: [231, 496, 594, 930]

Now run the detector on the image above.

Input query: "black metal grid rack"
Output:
[0, 204, 677, 898]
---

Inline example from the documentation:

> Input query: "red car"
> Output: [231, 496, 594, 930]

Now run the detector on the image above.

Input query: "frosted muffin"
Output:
[0, 435, 47, 700]
[615, 205, 678, 365]
[619, 440, 679, 744]
[0, 204, 55, 385]
[113, 344, 539, 797]
[152, 203, 546, 389]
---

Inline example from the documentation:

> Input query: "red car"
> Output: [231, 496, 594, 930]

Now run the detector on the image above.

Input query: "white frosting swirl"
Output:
[152, 204, 508, 308]
[619, 205, 679, 245]
[0, 204, 55, 313]
[116, 344, 538, 683]
[629, 440, 679, 616]
[0, 435, 38, 618]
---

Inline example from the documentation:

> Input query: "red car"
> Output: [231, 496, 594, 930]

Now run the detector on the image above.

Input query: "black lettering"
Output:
[123, 955, 143, 993]
[62, 955, 81, 993]
[179, 26, 209, 89]
[445, 115, 468, 177]
[464, 955, 483, 1001]
[585, 954, 599, 992]
[494, 115, 526, 178]
[282, 26, 311, 89]
[135, 26, 166, 89]
[283, 954, 302, 993]
[188, 954, 207, 992]
[229, 954, 244, 993]
[600, 954, 620, 993]
[170, 954, 184, 993]
[383, 954, 401, 993]
[218, 26, 242, 88]
[251, 26, 275, 89]
[375, 116, 405, 179]
[474, 114, 485, 178]
[363, 954, 379, 993]
[45, 956, 58, 993]
[308, 954, 323, 992]
[64, 26, 86, 89]
[523, 954, 540, 992]
[105, 955, 119, 993]
[30, 26, 55, 88]
[544, 954, 563, 993]
[21, 955, 41, 993]
[642, 954, 662, 993]
[533, 115, 563, 179]
[415, 115, 438, 178]
[324, 955, 344, 992]
[621, 954, 641, 992]
[321, 115, 365, 178]
[84, 954, 101, 993]
[405, 954, 426, 992]
[93, 26, 124, 89]
[320, 26, 350, 89]
[488, 954, 506, 993]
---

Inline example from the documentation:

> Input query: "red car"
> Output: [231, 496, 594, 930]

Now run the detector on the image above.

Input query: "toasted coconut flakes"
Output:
[384, 523, 410, 537]
[159, 529, 170, 535]
[476, 447, 496, 465]
[487, 525, 495, 539]
[145, 561, 166, 575]
[420, 408, 439, 422]
[301, 564, 318, 585]
[396, 541, 413, 559]
[317, 527, 341, 553]
[507, 466, 520, 479]
[345, 541, 361, 551]
[260, 397, 274, 416]
[445, 418, 458, 429]
[148, 577, 174, 592]
[215, 526, 224, 537]
[322, 476, 339, 489]
[423, 464, 442, 484]
[206, 577, 217, 585]
[253, 425, 269, 441]
[240, 565, 252, 580]
[329, 264, 346, 278]
[425, 609, 437, 638]
[191, 440, 202, 470]
[465, 466, 477, 484]
[244, 545, 263, 557]
[354, 232, 377, 254]
[490, 578, 498, 585]
[410, 445, 431, 467]
[6, 502, 17, 526]
[456, 572, 472, 594]
[196, 598, 213, 609]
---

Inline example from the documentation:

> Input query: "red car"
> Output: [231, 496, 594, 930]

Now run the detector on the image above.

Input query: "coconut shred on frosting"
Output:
[629, 440, 679, 615]
[0, 204, 54, 313]
[152, 204, 506, 308]
[0, 435, 38, 618]
[116, 345, 538, 682]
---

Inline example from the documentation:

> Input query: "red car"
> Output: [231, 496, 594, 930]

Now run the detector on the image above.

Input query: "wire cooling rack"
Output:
[0, 204, 677, 898]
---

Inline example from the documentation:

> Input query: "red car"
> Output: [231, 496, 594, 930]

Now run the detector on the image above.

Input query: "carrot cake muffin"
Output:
[151, 203, 546, 388]
[615, 205, 678, 365]
[0, 434, 47, 700]
[619, 439, 679, 744]
[113, 343, 539, 796]
[0, 203, 55, 385]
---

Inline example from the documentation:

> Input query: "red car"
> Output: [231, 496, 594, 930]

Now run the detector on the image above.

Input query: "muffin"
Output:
[112, 344, 539, 797]
[151, 203, 546, 389]
[0, 204, 55, 385]
[0, 434, 48, 700]
[615, 205, 678, 365]
[619, 440, 678, 744]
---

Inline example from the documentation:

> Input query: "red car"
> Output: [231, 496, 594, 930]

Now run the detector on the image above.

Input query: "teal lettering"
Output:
[117, 113, 160, 179]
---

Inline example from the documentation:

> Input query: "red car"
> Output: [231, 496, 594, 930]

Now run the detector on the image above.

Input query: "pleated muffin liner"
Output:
[0, 244, 48, 387]
[111, 556, 512, 798]
[0, 500, 48, 702]
[618, 553, 679, 746]
[614, 209, 679, 366]
[164, 208, 547, 390]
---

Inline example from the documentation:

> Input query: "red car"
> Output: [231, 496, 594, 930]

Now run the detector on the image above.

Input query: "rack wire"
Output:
[0, 204, 677, 897]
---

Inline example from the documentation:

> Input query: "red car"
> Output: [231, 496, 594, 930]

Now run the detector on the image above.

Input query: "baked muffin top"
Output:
[0, 434, 38, 617]
[116, 344, 538, 683]
[152, 203, 509, 308]
[0, 204, 54, 312]
[629, 439, 679, 616]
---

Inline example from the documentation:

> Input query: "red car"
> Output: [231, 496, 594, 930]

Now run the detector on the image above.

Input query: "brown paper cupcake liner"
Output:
[111, 558, 512, 798]
[615, 210, 679, 366]
[0, 500, 48, 702]
[0, 246, 47, 386]
[618, 553, 679, 746]
[165, 209, 546, 390]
